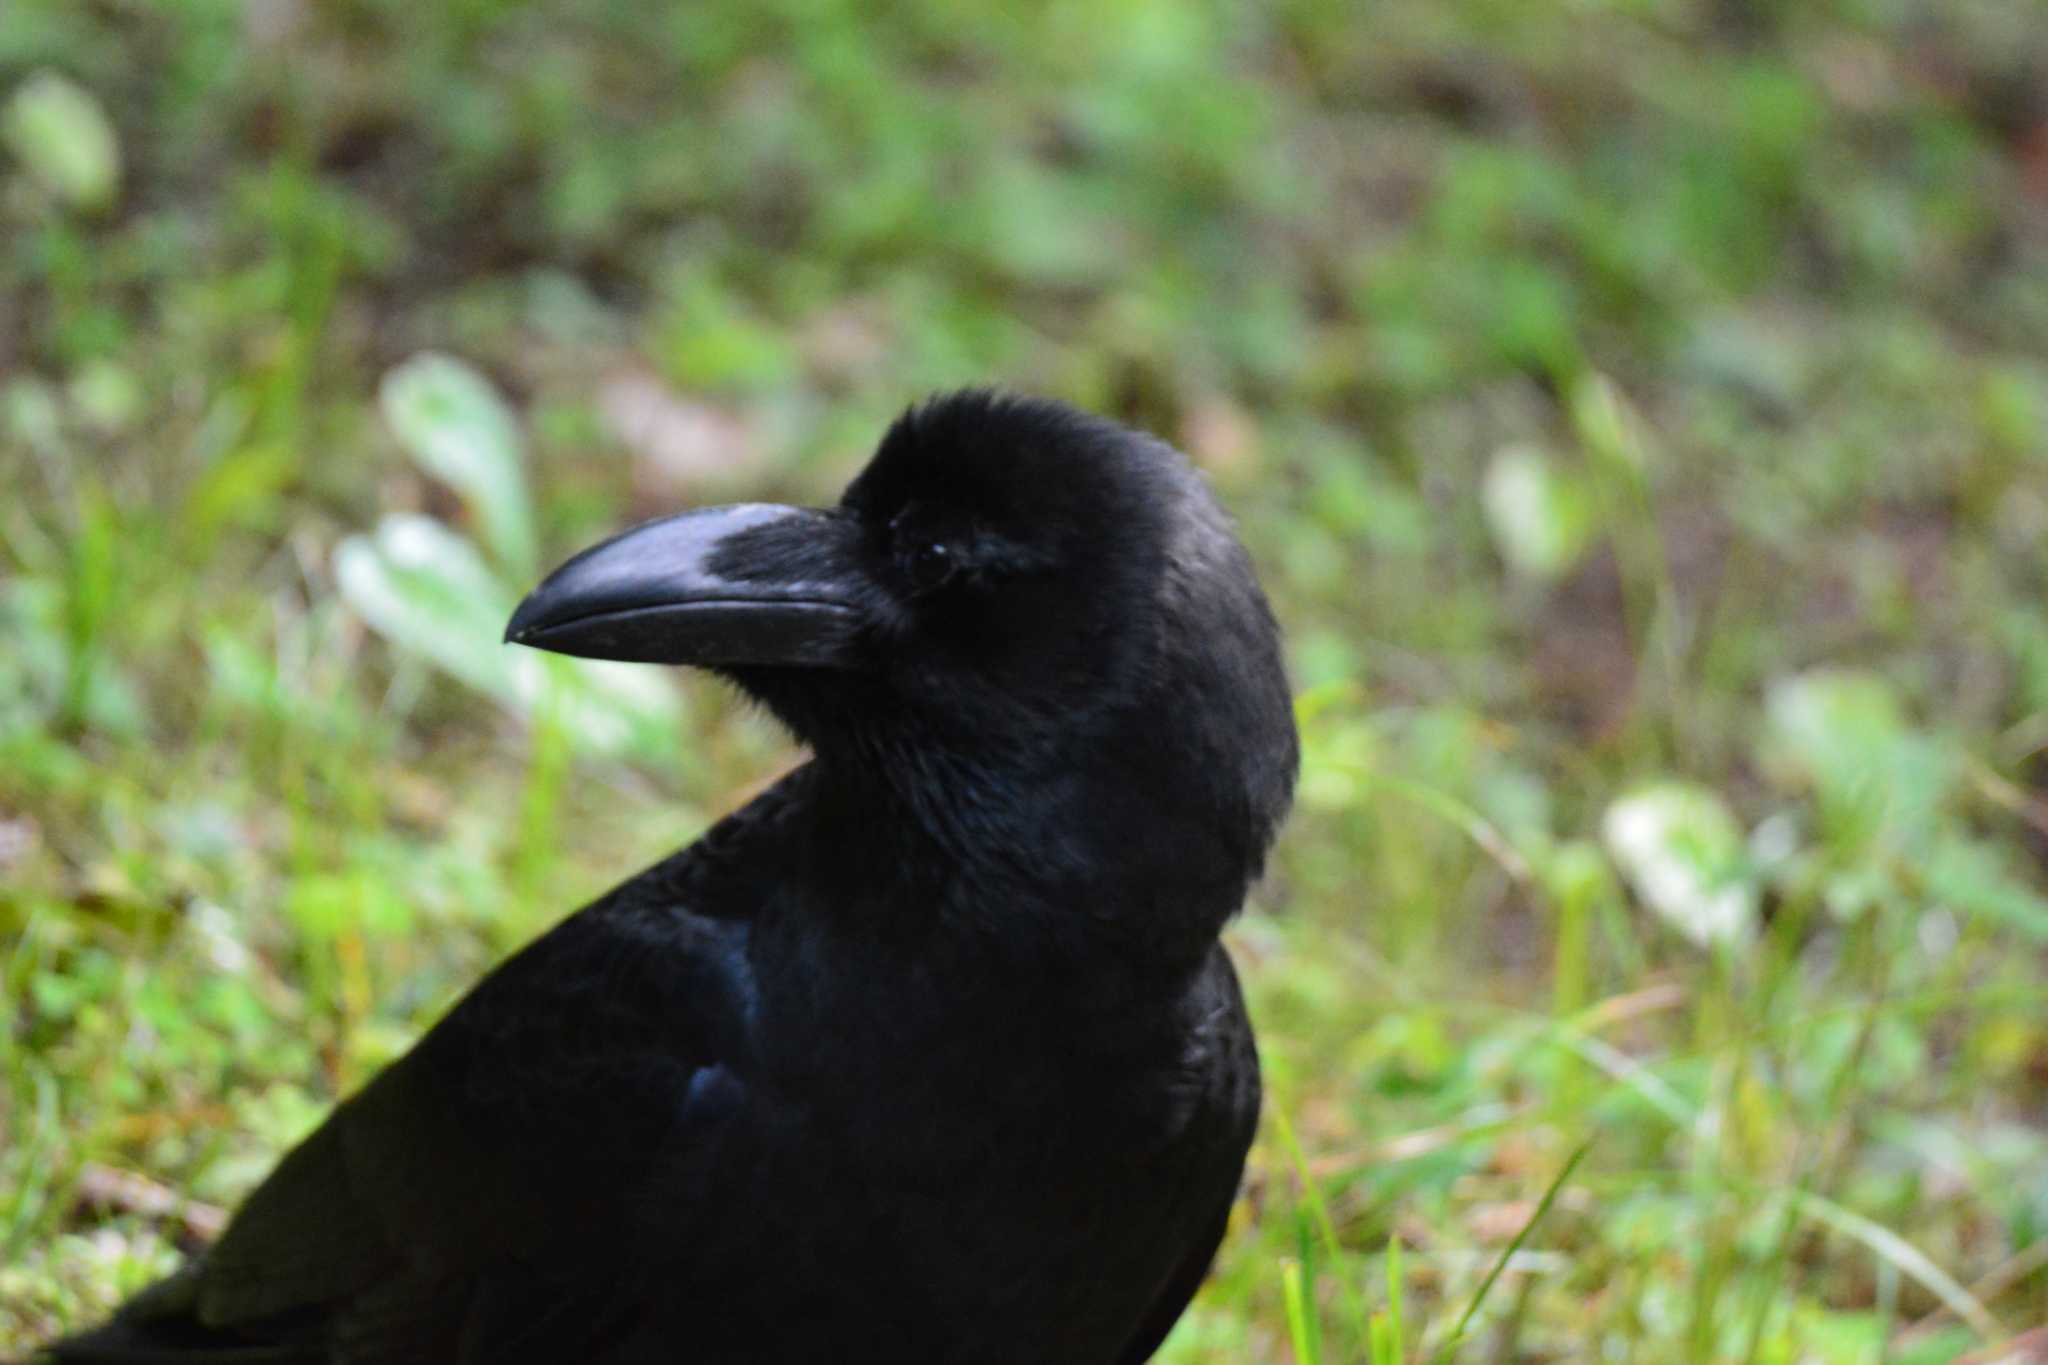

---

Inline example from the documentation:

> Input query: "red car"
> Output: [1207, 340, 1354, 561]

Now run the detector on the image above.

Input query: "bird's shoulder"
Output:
[384, 769, 816, 1134]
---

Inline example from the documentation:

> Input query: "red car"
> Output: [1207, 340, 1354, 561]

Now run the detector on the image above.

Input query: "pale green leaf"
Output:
[1602, 783, 1757, 948]
[3, 71, 120, 210]
[1481, 445, 1596, 580]
[1922, 838, 2048, 943]
[1764, 669, 1948, 849]
[335, 514, 520, 703]
[336, 514, 680, 759]
[378, 355, 538, 579]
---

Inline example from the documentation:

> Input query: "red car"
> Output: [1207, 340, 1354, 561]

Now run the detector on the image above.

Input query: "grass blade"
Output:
[1790, 1190, 2003, 1343]
[1435, 1136, 1594, 1361]
[1270, 1097, 1372, 1348]
[1385, 1233, 1405, 1362]
[1282, 1258, 1320, 1365]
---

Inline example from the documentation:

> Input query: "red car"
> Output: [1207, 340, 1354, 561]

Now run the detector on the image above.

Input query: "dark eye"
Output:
[906, 540, 956, 592]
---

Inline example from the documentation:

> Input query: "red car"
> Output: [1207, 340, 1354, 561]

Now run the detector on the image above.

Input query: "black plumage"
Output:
[46, 391, 1298, 1364]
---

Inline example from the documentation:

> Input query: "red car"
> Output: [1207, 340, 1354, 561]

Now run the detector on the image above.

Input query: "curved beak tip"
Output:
[502, 595, 547, 647]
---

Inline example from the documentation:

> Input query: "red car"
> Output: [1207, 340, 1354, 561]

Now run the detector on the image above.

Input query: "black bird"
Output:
[48, 391, 1298, 1364]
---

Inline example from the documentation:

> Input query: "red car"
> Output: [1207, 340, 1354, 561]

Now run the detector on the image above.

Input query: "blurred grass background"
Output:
[4, 0, 2048, 1359]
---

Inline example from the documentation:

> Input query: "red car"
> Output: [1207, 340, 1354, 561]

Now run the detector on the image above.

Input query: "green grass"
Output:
[5, 0, 2048, 1358]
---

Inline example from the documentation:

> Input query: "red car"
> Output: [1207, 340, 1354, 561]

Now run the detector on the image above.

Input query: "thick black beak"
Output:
[505, 504, 867, 668]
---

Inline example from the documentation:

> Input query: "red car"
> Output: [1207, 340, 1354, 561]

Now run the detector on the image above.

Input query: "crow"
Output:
[46, 390, 1298, 1364]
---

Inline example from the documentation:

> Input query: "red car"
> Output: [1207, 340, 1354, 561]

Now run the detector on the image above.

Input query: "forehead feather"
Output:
[847, 390, 1180, 542]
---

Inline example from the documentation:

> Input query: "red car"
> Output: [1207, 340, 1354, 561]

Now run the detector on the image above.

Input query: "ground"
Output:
[3, 1, 2046, 1359]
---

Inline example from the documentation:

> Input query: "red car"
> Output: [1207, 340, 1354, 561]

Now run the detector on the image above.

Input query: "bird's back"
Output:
[48, 775, 1260, 1365]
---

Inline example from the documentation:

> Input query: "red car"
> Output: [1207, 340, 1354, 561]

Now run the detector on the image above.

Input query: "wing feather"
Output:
[47, 770, 792, 1365]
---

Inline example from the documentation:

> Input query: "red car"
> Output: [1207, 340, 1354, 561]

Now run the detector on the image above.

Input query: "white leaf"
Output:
[1602, 784, 1757, 948]
[379, 355, 538, 579]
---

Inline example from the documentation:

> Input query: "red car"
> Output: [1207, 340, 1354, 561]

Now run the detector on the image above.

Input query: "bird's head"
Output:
[508, 391, 1296, 936]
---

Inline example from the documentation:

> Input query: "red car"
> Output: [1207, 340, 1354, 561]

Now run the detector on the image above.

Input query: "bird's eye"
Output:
[906, 540, 956, 592]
